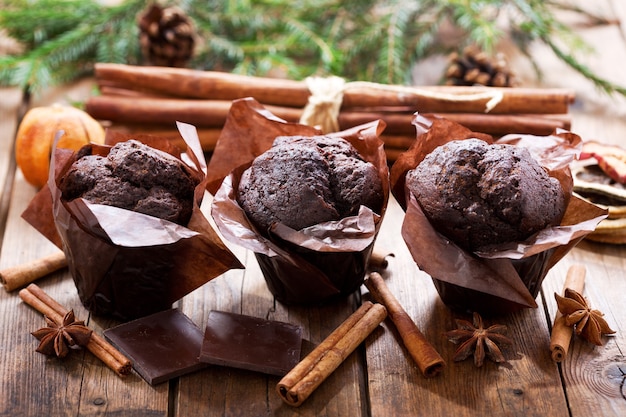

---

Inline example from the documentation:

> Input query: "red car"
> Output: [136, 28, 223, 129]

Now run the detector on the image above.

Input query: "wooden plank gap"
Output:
[0, 88, 29, 250]
[168, 377, 179, 417]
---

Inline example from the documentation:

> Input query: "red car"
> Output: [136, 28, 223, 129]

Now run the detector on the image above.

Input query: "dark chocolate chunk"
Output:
[199, 310, 303, 376]
[104, 308, 207, 385]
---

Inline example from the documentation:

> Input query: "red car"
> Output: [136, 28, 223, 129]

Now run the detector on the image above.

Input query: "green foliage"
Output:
[0, 0, 145, 92]
[0, 0, 624, 96]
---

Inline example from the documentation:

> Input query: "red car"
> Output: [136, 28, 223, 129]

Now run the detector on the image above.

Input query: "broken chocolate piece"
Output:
[103, 308, 206, 385]
[199, 310, 303, 376]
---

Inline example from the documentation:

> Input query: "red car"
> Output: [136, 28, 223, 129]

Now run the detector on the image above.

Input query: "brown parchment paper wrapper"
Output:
[22, 122, 243, 321]
[390, 114, 607, 315]
[210, 98, 389, 305]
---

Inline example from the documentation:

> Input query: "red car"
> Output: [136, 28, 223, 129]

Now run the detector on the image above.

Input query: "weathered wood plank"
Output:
[363, 197, 569, 417]
[541, 245, 626, 417]
[0, 88, 22, 225]
[0, 83, 171, 417]
[2, 1, 626, 414]
[176, 198, 369, 416]
[533, 1, 626, 415]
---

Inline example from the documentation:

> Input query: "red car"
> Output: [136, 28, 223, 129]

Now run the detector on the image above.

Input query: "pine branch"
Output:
[544, 37, 626, 96]
[379, 3, 411, 85]
[283, 17, 335, 68]
[444, 0, 504, 54]
[508, 0, 626, 96]
[0, 0, 143, 92]
[0, 1, 100, 45]
[1, 0, 625, 99]
[545, 0, 618, 26]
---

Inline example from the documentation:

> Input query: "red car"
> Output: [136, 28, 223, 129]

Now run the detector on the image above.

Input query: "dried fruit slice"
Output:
[579, 141, 622, 160]
[572, 162, 626, 210]
[582, 220, 626, 244]
[572, 160, 626, 244]
[580, 141, 626, 184]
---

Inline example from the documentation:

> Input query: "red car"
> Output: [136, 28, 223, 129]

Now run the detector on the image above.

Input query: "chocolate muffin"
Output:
[237, 135, 384, 232]
[60, 140, 199, 225]
[406, 138, 566, 252]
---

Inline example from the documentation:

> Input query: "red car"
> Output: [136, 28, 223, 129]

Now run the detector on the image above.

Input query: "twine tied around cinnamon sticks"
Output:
[345, 80, 505, 112]
[299, 75, 505, 133]
[87, 63, 575, 161]
[299, 76, 345, 133]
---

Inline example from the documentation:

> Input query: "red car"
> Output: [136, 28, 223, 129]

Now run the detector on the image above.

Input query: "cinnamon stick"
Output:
[87, 95, 571, 136]
[384, 147, 406, 164]
[277, 301, 387, 407]
[414, 85, 575, 114]
[19, 284, 132, 377]
[364, 272, 445, 377]
[379, 135, 416, 153]
[549, 264, 586, 362]
[94, 63, 574, 114]
[1, 251, 68, 292]
[105, 123, 222, 152]
[86, 95, 237, 126]
[368, 250, 394, 270]
[106, 122, 411, 162]
[102, 122, 519, 164]
[96, 63, 310, 107]
[422, 112, 570, 135]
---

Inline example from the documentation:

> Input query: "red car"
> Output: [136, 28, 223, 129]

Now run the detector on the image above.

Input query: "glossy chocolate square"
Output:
[199, 310, 302, 376]
[104, 308, 206, 385]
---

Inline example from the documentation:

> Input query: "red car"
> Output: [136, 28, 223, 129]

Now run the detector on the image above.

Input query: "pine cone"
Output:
[138, 4, 195, 67]
[445, 46, 515, 87]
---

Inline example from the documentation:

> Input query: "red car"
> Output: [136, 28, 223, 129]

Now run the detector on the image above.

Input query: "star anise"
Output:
[555, 288, 616, 346]
[31, 310, 93, 358]
[445, 312, 513, 367]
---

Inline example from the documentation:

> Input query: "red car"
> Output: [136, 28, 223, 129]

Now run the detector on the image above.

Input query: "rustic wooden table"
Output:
[1, 2, 626, 416]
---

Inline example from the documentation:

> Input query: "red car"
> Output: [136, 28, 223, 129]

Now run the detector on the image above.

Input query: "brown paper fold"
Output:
[210, 98, 389, 305]
[390, 114, 607, 315]
[205, 98, 320, 195]
[22, 123, 243, 321]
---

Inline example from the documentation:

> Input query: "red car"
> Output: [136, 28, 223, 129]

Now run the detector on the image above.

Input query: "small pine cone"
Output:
[445, 46, 515, 87]
[138, 4, 195, 67]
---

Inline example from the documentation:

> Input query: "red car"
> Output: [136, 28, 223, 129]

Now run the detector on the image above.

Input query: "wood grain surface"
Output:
[1, 1, 625, 416]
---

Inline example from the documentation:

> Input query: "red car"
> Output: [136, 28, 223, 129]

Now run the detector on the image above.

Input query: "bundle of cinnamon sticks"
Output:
[86, 64, 575, 161]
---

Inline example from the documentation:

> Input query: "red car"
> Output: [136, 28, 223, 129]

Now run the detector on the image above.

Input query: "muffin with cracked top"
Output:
[237, 135, 384, 233]
[405, 138, 566, 252]
[212, 129, 388, 306]
[60, 139, 199, 225]
[389, 114, 608, 315]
